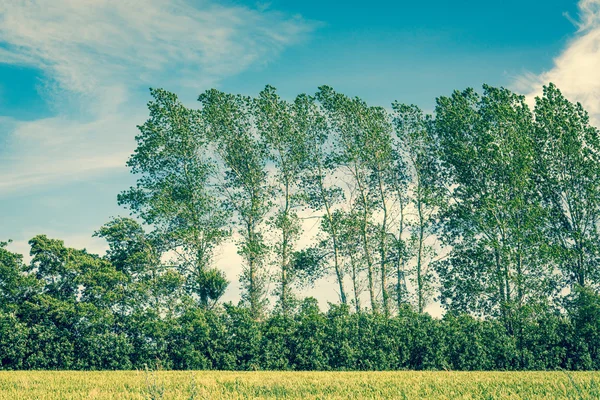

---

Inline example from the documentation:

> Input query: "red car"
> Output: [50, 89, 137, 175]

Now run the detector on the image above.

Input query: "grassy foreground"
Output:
[0, 371, 599, 399]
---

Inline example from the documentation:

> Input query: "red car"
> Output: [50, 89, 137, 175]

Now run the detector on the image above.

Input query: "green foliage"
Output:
[199, 89, 272, 318]
[566, 286, 600, 369]
[533, 83, 600, 290]
[435, 85, 552, 321]
[0, 311, 28, 369]
[289, 248, 328, 288]
[4, 82, 600, 372]
[1, 239, 600, 371]
[118, 88, 231, 308]
[0, 241, 37, 314]
[392, 103, 442, 313]
[254, 86, 309, 313]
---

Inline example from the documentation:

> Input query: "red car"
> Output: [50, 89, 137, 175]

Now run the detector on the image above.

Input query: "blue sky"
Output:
[1, 0, 600, 308]
[221, 0, 580, 105]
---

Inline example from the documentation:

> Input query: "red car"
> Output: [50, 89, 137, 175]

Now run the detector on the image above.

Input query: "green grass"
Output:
[0, 371, 599, 399]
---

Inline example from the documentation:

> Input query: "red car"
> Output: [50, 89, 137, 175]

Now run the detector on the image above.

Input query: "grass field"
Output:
[1, 371, 599, 399]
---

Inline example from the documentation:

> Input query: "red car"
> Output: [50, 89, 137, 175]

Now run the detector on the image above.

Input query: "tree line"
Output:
[2, 82, 600, 370]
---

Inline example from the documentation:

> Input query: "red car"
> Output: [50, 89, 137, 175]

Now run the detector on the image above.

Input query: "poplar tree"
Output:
[316, 86, 394, 313]
[392, 103, 441, 313]
[435, 85, 551, 320]
[297, 93, 348, 305]
[533, 83, 600, 290]
[118, 89, 229, 308]
[199, 89, 272, 318]
[254, 86, 307, 313]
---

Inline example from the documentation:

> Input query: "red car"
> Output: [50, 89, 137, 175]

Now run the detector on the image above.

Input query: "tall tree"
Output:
[435, 85, 551, 321]
[254, 86, 307, 313]
[297, 93, 348, 305]
[533, 83, 600, 290]
[317, 86, 394, 314]
[367, 106, 396, 316]
[27, 235, 82, 303]
[392, 103, 441, 313]
[387, 149, 411, 312]
[199, 89, 272, 319]
[336, 210, 366, 313]
[118, 88, 230, 308]
[26, 235, 126, 309]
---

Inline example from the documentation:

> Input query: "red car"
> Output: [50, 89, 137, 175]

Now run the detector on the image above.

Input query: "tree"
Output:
[199, 89, 272, 319]
[1, 241, 30, 313]
[365, 105, 396, 316]
[94, 217, 186, 316]
[25, 235, 126, 309]
[118, 88, 230, 308]
[567, 286, 600, 369]
[533, 83, 600, 291]
[435, 85, 551, 321]
[94, 217, 157, 278]
[386, 149, 411, 312]
[317, 86, 395, 314]
[26, 235, 81, 302]
[336, 210, 366, 313]
[392, 103, 441, 313]
[297, 92, 348, 305]
[254, 86, 308, 313]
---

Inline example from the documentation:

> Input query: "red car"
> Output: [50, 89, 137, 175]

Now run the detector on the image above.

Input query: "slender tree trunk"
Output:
[350, 252, 361, 313]
[246, 205, 263, 319]
[348, 160, 378, 313]
[280, 230, 289, 313]
[317, 171, 347, 304]
[577, 239, 585, 287]
[247, 220, 257, 317]
[416, 198, 425, 313]
[377, 168, 390, 317]
[516, 243, 523, 306]
[396, 190, 406, 312]
[357, 177, 377, 313]
[504, 262, 511, 305]
[494, 248, 508, 323]
[327, 210, 347, 305]
[280, 180, 291, 313]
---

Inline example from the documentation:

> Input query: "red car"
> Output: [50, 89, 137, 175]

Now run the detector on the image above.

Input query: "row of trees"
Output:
[2, 82, 600, 370]
[1, 234, 599, 370]
[119, 82, 600, 320]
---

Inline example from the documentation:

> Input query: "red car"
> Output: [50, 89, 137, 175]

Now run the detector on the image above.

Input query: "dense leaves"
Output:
[3, 83, 600, 370]
[1, 237, 600, 370]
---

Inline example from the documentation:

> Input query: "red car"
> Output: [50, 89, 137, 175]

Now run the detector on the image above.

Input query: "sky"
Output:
[1, 0, 600, 312]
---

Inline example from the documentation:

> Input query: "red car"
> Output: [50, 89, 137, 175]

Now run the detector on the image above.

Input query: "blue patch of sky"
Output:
[218, 0, 579, 109]
[0, 64, 53, 121]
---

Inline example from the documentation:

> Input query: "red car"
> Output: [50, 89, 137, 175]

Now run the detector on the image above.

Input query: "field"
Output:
[1, 371, 600, 399]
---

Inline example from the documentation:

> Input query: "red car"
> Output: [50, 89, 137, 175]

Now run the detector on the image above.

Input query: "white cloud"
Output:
[0, 0, 313, 96]
[0, 95, 139, 192]
[0, 0, 315, 193]
[576, 0, 600, 31]
[514, 0, 600, 122]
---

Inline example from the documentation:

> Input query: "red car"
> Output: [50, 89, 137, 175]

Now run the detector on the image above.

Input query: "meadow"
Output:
[1, 371, 600, 399]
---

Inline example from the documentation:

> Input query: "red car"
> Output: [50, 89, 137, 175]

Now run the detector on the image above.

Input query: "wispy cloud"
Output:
[0, 0, 315, 193]
[575, 0, 600, 31]
[514, 0, 600, 122]
[0, 0, 313, 95]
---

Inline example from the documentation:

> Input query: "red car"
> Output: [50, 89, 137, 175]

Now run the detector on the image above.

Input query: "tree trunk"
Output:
[317, 171, 347, 305]
[350, 252, 361, 313]
[377, 168, 390, 316]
